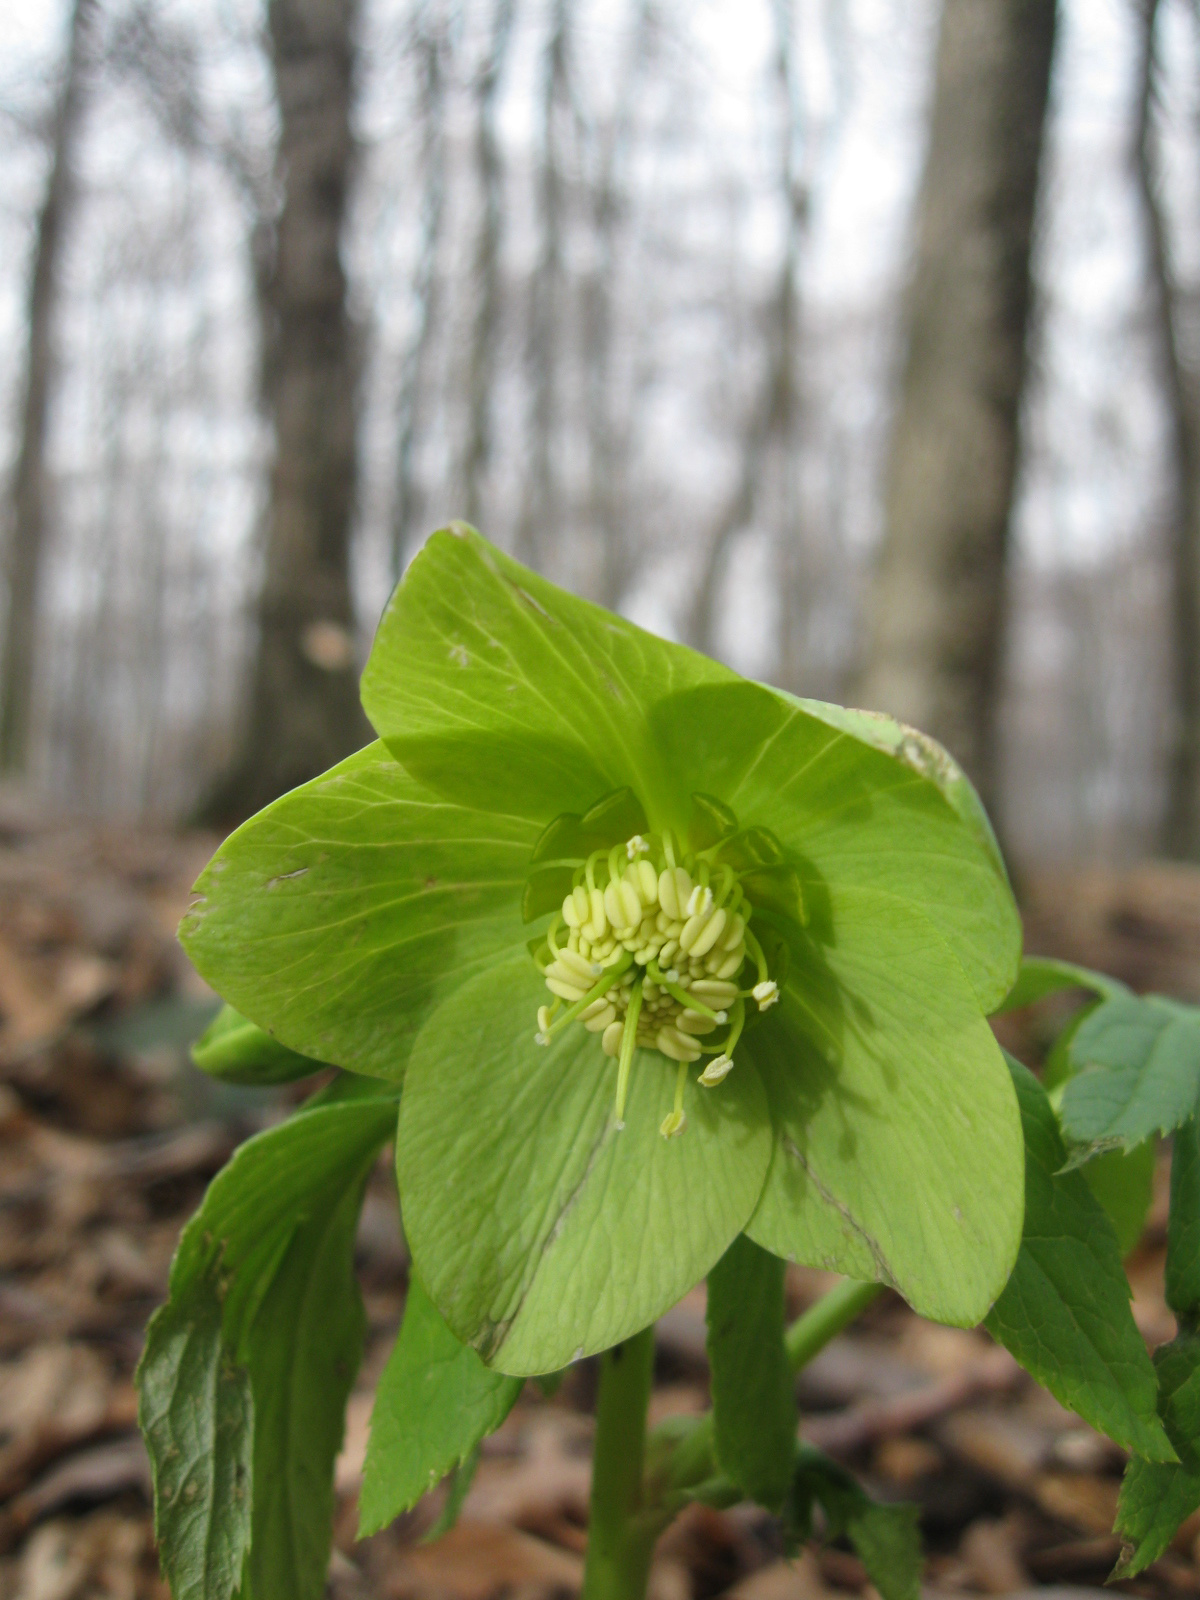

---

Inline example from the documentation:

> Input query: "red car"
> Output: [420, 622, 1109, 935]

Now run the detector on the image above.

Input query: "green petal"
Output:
[742, 886, 1023, 1327]
[646, 680, 1021, 1012]
[397, 954, 772, 1374]
[181, 742, 538, 1080]
[361, 525, 736, 823]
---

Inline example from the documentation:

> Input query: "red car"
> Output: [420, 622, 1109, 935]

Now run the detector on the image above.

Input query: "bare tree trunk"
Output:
[853, 0, 1057, 813]
[205, 0, 368, 822]
[1136, 0, 1200, 856]
[0, 0, 96, 774]
[391, 3, 451, 577]
[688, 0, 805, 657]
[513, 0, 569, 571]
[462, 0, 516, 530]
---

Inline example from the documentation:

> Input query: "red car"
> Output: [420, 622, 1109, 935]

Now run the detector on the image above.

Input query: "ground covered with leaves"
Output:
[1, 793, 1199, 1599]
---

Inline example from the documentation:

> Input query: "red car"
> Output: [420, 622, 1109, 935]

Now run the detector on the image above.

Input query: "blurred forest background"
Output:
[11, 7, 1200, 1599]
[1, 0, 1199, 860]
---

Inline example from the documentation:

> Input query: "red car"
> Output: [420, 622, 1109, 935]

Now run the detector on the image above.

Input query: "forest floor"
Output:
[1, 792, 1199, 1600]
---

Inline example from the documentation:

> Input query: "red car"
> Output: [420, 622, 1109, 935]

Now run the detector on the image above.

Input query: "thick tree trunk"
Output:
[207, 0, 369, 822]
[854, 0, 1057, 813]
[0, 0, 96, 774]
[1135, 0, 1200, 857]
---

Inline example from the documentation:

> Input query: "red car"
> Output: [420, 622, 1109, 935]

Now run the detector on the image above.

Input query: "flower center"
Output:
[532, 829, 780, 1140]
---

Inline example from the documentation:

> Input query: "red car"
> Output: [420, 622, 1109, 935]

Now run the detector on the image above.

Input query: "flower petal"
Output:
[743, 885, 1024, 1327]
[647, 679, 1021, 1013]
[397, 954, 773, 1374]
[181, 743, 538, 1079]
[361, 525, 736, 822]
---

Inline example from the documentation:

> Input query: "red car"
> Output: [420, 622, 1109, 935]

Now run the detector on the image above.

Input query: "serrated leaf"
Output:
[1061, 994, 1200, 1157]
[422, 1448, 482, 1543]
[359, 1277, 522, 1536]
[239, 1173, 369, 1600]
[984, 1058, 1173, 1461]
[137, 1100, 398, 1600]
[1167, 1115, 1200, 1322]
[788, 1446, 920, 1600]
[192, 1005, 326, 1086]
[1114, 1332, 1200, 1577]
[1082, 1140, 1155, 1259]
[995, 956, 1129, 1015]
[706, 1234, 795, 1512]
[138, 1280, 253, 1600]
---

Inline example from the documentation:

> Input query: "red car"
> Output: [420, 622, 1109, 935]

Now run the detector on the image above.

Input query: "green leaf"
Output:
[706, 1234, 795, 1512]
[239, 1167, 369, 1600]
[360, 524, 735, 823]
[1114, 1333, 1200, 1577]
[397, 955, 773, 1374]
[181, 742, 538, 1081]
[743, 888, 1024, 1328]
[983, 1058, 1173, 1460]
[192, 1004, 326, 1086]
[789, 1446, 921, 1600]
[994, 956, 1129, 1014]
[1114, 1451, 1200, 1579]
[138, 1280, 253, 1600]
[359, 1277, 522, 1536]
[137, 1099, 398, 1600]
[1060, 994, 1200, 1157]
[1167, 1115, 1200, 1322]
[1112, 1116, 1200, 1576]
[1082, 1140, 1156, 1259]
[423, 1448, 482, 1543]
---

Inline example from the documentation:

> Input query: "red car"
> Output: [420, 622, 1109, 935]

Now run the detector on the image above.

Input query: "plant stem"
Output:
[785, 1277, 884, 1372]
[582, 1325, 657, 1600]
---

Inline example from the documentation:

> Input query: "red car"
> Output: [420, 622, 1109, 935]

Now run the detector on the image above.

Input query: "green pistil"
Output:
[614, 977, 644, 1127]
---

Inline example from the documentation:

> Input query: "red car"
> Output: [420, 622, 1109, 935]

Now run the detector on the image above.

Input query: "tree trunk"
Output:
[462, 0, 516, 531]
[0, 0, 96, 774]
[1136, 0, 1200, 857]
[206, 0, 368, 823]
[853, 0, 1057, 814]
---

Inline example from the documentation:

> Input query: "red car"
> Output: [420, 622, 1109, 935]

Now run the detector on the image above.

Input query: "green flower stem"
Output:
[642, 1277, 884, 1529]
[583, 1326, 657, 1600]
[785, 1278, 884, 1372]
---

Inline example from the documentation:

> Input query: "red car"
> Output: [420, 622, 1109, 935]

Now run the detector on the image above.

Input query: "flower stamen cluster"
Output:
[534, 830, 780, 1138]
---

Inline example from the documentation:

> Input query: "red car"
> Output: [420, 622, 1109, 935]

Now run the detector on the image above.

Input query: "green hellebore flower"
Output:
[181, 524, 1025, 1376]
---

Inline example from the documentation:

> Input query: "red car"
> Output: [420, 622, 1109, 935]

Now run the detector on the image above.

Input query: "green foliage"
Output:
[706, 1234, 795, 1512]
[1115, 1114, 1200, 1576]
[1082, 1139, 1156, 1259]
[788, 1446, 921, 1600]
[136, 1097, 398, 1600]
[191, 1004, 325, 1085]
[359, 1278, 523, 1535]
[1060, 993, 1200, 1158]
[995, 954, 1129, 1014]
[138, 1279, 253, 1600]
[983, 1058, 1172, 1460]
